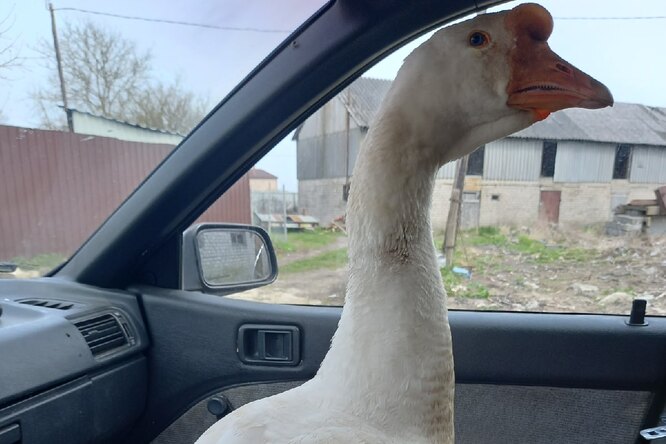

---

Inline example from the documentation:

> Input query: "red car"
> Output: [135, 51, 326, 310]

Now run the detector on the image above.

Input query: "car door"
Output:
[114, 2, 666, 443]
[2, 1, 665, 444]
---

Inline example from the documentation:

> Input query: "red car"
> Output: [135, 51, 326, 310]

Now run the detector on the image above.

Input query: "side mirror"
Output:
[182, 224, 278, 295]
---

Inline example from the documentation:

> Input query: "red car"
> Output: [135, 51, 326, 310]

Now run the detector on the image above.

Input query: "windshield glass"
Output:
[0, 0, 326, 278]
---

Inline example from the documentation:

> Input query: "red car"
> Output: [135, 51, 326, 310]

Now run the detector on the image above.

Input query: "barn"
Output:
[295, 77, 666, 230]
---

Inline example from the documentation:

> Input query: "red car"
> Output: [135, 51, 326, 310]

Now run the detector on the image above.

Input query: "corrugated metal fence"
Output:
[0, 125, 250, 259]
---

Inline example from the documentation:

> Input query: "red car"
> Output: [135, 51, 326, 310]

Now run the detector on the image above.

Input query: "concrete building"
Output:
[295, 77, 666, 230]
[249, 168, 279, 192]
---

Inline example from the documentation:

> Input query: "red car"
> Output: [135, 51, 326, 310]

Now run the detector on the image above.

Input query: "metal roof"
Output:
[249, 168, 278, 179]
[331, 77, 666, 146]
[513, 102, 666, 146]
[289, 214, 319, 223]
[338, 77, 392, 128]
[65, 107, 186, 137]
[255, 213, 319, 224]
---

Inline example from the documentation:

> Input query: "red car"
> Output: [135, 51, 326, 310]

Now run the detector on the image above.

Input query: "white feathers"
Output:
[195, 8, 536, 444]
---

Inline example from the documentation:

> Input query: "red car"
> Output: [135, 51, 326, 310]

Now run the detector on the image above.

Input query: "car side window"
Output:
[229, 1, 666, 316]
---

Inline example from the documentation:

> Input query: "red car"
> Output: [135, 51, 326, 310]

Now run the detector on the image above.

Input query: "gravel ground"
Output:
[237, 228, 666, 316]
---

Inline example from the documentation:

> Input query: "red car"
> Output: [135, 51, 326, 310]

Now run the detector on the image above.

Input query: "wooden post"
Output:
[343, 88, 351, 201]
[282, 185, 288, 240]
[443, 155, 469, 267]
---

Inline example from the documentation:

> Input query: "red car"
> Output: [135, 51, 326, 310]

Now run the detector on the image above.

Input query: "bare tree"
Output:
[0, 8, 22, 121]
[34, 20, 151, 128]
[34, 20, 207, 132]
[130, 78, 208, 134]
[0, 9, 20, 78]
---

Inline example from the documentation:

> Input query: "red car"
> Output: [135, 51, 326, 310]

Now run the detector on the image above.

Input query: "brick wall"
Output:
[559, 182, 663, 226]
[611, 181, 664, 201]
[430, 180, 454, 231]
[557, 184, 609, 225]
[479, 182, 541, 227]
[431, 179, 665, 230]
[432, 181, 541, 231]
[300, 176, 665, 231]
[299, 178, 348, 226]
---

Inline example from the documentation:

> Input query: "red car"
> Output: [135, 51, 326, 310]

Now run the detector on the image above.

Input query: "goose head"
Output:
[389, 2, 613, 165]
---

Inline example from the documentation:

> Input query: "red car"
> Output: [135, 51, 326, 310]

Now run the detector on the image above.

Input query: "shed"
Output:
[68, 108, 185, 145]
[295, 77, 666, 229]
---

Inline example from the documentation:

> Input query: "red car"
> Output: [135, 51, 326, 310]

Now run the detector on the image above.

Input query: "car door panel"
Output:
[135, 286, 666, 443]
[155, 381, 652, 444]
[129, 287, 339, 443]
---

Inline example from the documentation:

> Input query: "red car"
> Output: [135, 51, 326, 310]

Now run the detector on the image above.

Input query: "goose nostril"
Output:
[556, 63, 572, 75]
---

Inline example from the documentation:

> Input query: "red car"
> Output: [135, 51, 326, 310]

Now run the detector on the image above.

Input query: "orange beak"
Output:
[505, 3, 613, 121]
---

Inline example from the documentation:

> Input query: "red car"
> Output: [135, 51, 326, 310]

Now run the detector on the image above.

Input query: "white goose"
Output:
[196, 3, 612, 443]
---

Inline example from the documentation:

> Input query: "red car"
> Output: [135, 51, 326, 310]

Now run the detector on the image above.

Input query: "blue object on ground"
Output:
[452, 266, 472, 279]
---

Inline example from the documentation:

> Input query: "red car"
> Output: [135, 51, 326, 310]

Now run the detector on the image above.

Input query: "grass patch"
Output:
[11, 253, 66, 271]
[440, 267, 490, 299]
[464, 226, 508, 247]
[460, 227, 595, 264]
[280, 248, 348, 274]
[271, 229, 343, 255]
[511, 235, 595, 263]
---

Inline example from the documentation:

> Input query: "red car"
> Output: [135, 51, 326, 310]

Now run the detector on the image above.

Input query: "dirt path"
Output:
[277, 235, 348, 266]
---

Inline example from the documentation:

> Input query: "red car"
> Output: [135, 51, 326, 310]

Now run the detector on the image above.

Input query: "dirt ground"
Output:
[235, 228, 666, 316]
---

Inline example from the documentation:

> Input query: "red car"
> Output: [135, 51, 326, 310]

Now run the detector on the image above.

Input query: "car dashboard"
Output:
[0, 278, 149, 443]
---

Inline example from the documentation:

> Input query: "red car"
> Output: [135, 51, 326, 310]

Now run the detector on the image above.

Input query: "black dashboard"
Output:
[0, 278, 149, 443]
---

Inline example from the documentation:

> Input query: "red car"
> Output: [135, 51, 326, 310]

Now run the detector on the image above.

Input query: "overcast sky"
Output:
[0, 0, 664, 192]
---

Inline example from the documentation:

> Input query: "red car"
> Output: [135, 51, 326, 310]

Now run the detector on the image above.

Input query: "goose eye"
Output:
[469, 31, 490, 47]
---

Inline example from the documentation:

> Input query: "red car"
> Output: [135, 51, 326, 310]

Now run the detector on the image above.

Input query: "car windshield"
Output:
[0, 0, 326, 277]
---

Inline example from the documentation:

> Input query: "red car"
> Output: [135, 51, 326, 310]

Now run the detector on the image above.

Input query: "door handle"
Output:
[237, 324, 300, 366]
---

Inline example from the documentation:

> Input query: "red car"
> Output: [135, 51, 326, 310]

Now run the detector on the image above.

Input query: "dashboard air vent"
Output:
[74, 314, 128, 356]
[18, 299, 74, 310]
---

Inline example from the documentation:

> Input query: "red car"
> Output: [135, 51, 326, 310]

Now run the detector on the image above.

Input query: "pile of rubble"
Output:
[607, 186, 666, 236]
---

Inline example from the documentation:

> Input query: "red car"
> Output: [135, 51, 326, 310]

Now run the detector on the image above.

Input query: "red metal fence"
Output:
[0, 125, 250, 259]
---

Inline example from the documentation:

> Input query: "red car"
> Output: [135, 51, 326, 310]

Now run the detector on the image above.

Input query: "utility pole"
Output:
[49, 3, 73, 132]
[442, 155, 469, 267]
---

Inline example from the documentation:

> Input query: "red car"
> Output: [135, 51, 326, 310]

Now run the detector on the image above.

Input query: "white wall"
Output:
[71, 112, 183, 145]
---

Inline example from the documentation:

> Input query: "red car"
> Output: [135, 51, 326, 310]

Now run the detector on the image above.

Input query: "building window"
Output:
[342, 182, 351, 201]
[541, 141, 557, 177]
[466, 145, 484, 176]
[613, 144, 632, 179]
[231, 232, 247, 246]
